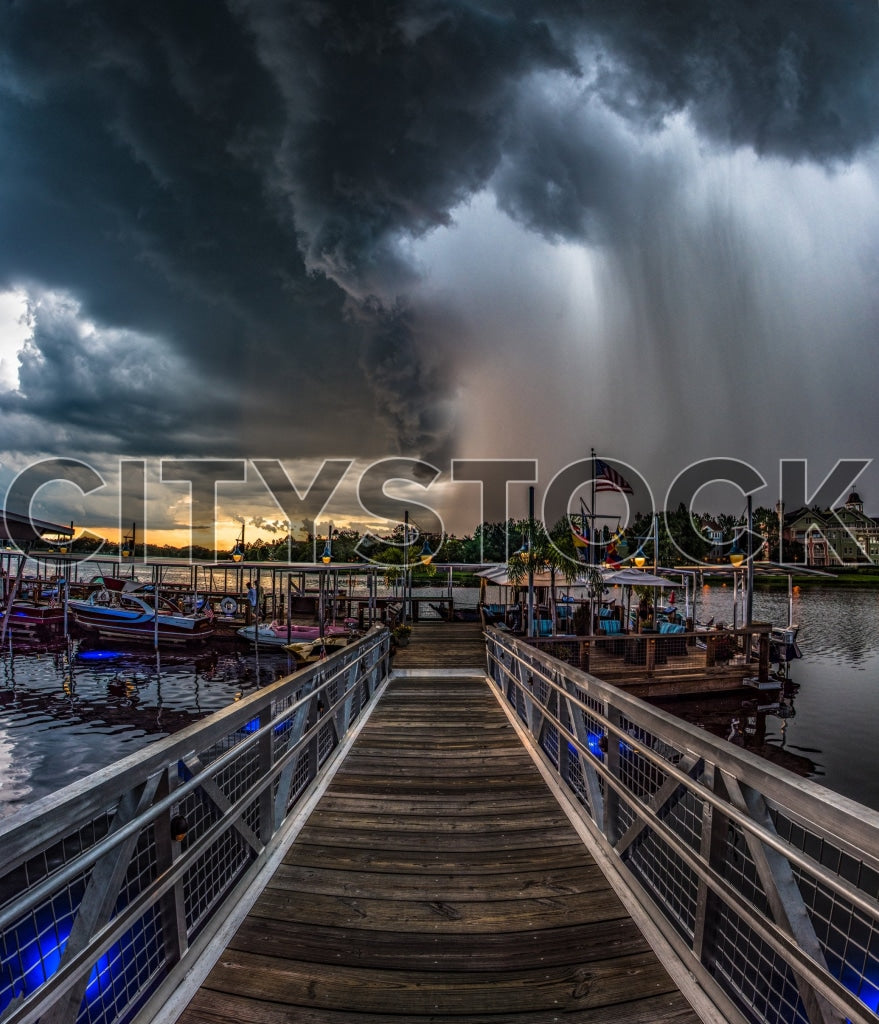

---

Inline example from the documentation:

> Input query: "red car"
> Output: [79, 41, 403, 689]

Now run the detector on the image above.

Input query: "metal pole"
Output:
[153, 565, 160, 649]
[746, 495, 754, 626]
[527, 486, 535, 638]
[402, 510, 409, 625]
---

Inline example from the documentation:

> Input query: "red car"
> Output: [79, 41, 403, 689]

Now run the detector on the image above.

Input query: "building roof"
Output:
[0, 509, 74, 543]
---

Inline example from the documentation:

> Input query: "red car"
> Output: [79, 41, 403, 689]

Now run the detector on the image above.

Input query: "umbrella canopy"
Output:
[600, 568, 676, 588]
[476, 565, 589, 589]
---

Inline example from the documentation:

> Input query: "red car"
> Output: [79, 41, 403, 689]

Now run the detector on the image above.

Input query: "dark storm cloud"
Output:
[1, 0, 877, 470]
[580, 0, 879, 163]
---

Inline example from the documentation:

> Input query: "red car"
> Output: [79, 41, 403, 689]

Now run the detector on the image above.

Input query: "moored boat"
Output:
[284, 635, 350, 663]
[236, 619, 357, 646]
[67, 577, 214, 644]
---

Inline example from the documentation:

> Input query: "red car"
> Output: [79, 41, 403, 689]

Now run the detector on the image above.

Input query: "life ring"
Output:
[219, 596, 238, 615]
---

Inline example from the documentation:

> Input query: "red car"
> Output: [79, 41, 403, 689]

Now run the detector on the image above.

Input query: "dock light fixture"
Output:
[231, 525, 245, 562]
[729, 549, 744, 567]
[121, 522, 135, 559]
[634, 555, 646, 568]
[419, 539, 434, 565]
[321, 522, 334, 563]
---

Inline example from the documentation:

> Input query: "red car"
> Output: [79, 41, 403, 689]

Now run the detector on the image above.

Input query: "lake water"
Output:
[662, 583, 879, 811]
[1, 583, 878, 817]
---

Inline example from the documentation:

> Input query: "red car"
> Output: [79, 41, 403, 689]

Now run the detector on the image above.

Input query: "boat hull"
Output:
[68, 600, 214, 645]
[236, 622, 354, 645]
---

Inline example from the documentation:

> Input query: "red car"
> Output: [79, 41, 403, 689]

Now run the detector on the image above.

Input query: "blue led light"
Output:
[586, 732, 603, 758]
[77, 649, 124, 661]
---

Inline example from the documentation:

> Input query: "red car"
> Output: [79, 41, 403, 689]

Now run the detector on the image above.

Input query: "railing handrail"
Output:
[485, 627, 879, 1024]
[0, 627, 391, 1024]
[0, 625, 381, 851]
[495, 629, 879, 849]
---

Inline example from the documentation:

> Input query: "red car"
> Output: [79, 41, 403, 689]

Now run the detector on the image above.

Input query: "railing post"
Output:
[759, 631, 771, 683]
[603, 702, 621, 845]
[257, 698, 275, 845]
[692, 758, 723, 964]
[156, 765, 189, 970]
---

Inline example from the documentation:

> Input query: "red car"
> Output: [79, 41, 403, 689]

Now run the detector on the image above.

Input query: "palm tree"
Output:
[505, 517, 583, 636]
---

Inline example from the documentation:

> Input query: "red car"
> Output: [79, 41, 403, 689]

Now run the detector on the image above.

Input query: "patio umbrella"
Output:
[600, 568, 676, 588]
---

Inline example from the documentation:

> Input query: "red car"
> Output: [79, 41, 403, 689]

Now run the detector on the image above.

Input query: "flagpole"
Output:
[590, 448, 596, 570]
[527, 485, 535, 638]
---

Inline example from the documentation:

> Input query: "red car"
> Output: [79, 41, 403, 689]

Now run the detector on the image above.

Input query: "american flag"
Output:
[594, 459, 633, 494]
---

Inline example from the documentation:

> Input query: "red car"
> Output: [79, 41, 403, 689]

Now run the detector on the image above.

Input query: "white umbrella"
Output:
[600, 568, 676, 587]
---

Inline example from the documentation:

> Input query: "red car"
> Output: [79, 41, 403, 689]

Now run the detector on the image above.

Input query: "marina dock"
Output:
[2, 623, 878, 1024]
[178, 673, 699, 1022]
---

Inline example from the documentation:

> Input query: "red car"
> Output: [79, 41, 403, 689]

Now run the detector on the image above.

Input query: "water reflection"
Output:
[0, 639, 299, 818]
[2, 584, 879, 815]
[657, 584, 879, 810]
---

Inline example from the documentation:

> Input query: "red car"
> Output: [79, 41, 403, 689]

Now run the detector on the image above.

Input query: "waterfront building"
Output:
[784, 490, 879, 566]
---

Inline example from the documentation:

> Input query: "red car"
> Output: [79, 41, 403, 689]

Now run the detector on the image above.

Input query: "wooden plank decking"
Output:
[177, 675, 700, 1023]
[391, 620, 487, 670]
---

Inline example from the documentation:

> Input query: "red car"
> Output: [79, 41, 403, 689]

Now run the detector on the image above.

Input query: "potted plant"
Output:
[393, 624, 412, 646]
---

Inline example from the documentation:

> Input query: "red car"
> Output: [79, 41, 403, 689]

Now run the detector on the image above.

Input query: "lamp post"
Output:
[121, 522, 135, 561]
[402, 510, 409, 624]
[527, 486, 535, 638]
[745, 495, 754, 627]
[231, 525, 245, 562]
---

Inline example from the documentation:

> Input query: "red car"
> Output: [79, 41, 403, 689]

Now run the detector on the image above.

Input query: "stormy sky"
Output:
[1, 1, 878, 544]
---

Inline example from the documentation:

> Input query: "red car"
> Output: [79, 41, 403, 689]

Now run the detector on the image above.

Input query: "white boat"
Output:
[236, 619, 357, 646]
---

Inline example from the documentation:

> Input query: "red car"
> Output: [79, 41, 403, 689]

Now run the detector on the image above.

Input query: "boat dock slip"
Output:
[177, 675, 701, 1023]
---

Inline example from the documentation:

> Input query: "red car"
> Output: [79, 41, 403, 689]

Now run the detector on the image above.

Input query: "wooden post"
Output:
[759, 631, 770, 683]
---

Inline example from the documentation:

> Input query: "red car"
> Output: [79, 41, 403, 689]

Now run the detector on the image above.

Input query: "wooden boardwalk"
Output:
[177, 673, 700, 1023]
[392, 620, 487, 670]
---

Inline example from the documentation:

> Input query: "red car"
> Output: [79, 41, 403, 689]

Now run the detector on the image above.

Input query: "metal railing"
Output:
[0, 628, 390, 1024]
[485, 627, 879, 1024]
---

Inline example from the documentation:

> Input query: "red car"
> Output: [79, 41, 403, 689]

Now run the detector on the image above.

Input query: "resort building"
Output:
[784, 491, 879, 566]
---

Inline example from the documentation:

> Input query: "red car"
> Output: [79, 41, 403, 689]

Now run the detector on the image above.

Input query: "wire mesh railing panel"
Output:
[286, 749, 313, 814]
[540, 719, 559, 768]
[0, 629, 390, 1024]
[720, 820, 771, 916]
[789, 863, 879, 1015]
[707, 903, 811, 1024]
[565, 745, 590, 814]
[624, 827, 700, 941]
[317, 719, 336, 766]
[74, 905, 165, 1024]
[616, 733, 671, 804]
[182, 827, 254, 937]
[0, 873, 88, 1016]
[484, 628, 879, 1024]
